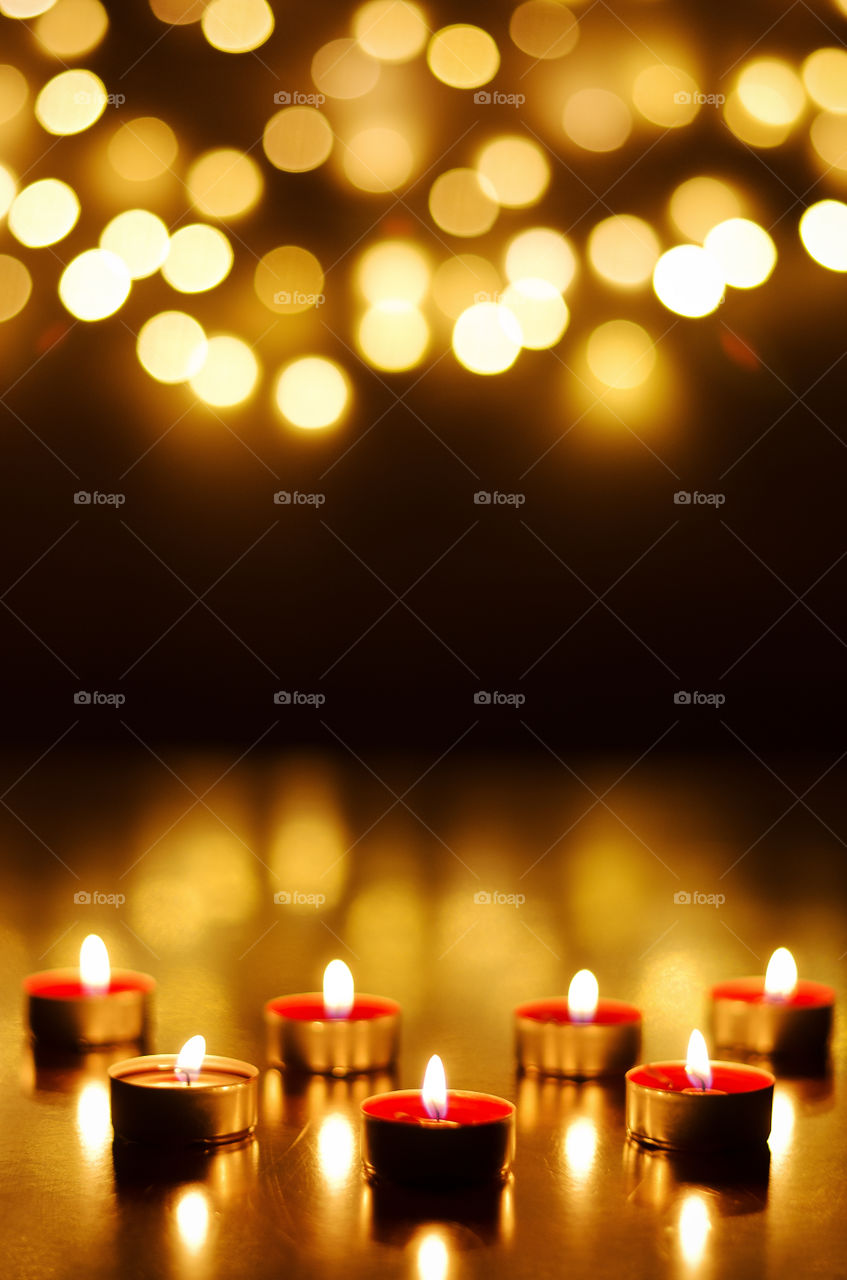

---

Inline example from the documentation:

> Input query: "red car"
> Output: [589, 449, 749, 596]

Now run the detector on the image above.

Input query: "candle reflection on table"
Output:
[415, 1231, 450, 1280]
[317, 1113, 356, 1190]
[75, 1080, 111, 1160]
[678, 1194, 712, 1268]
[174, 1188, 211, 1253]
[562, 1115, 598, 1181]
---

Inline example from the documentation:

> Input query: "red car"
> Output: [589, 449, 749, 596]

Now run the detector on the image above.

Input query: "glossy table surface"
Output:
[1, 751, 845, 1280]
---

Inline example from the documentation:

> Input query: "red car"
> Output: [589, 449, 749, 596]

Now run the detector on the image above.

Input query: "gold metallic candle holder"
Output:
[24, 969, 154, 1050]
[625, 1061, 774, 1152]
[265, 994, 401, 1076]
[515, 998, 641, 1078]
[109, 1054, 259, 1146]
[710, 979, 834, 1057]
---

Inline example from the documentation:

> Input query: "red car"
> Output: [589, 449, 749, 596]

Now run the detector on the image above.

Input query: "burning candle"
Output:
[360, 1054, 515, 1188]
[515, 969, 642, 1077]
[109, 1035, 258, 1145]
[710, 947, 835, 1057]
[265, 959, 400, 1076]
[626, 1029, 774, 1150]
[24, 934, 154, 1050]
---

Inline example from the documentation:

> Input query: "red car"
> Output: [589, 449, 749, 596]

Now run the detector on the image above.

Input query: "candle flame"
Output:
[79, 934, 110, 995]
[567, 968, 599, 1022]
[685, 1029, 713, 1091]
[764, 947, 797, 999]
[323, 959, 355, 1018]
[175, 1035, 206, 1083]
[422, 1054, 447, 1120]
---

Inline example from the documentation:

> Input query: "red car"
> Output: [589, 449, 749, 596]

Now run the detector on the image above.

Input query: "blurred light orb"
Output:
[502, 278, 568, 349]
[477, 136, 550, 208]
[0, 65, 28, 124]
[201, 0, 273, 51]
[275, 357, 350, 429]
[59, 249, 131, 321]
[343, 126, 413, 192]
[653, 244, 725, 317]
[723, 90, 790, 147]
[162, 224, 233, 292]
[428, 167, 499, 236]
[632, 64, 699, 128]
[263, 105, 333, 172]
[587, 319, 656, 389]
[432, 253, 500, 318]
[137, 312, 208, 384]
[0, 0, 56, 15]
[505, 226, 577, 292]
[312, 38, 380, 99]
[187, 148, 263, 219]
[588, 214, 660, 288]
[101, 209, 169, 279]
[703, 218, 776, 289]
[799, 199, 847, 272]
[150, 0, 206, 20]
[8, 178, 79, 247]
[108, 117, 178, 181]
[0, 164, 16, 218]
[564, 88, 631, 151]
[353, 1, 428, 62]
[255, 246, 325, 315]
[35, 69, 107, 135]
[669, 175, 744, 243]
[189, 335, 259, 407]
[810, 112, 847, 170]
[427, 24, 500, 89]
[737, 58, 805, 127]
[802, 49, 847, 113]
[452, 302, 522, 374]
[0, 254, 32, 321]
[358, 301, 429, 370]
[35, 0, 108, 56]
[356, 240, 429, 303]
[509, 1, 578, 60]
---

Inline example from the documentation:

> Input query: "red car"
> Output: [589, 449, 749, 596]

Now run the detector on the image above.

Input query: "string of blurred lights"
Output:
[1, 0, 846, 436]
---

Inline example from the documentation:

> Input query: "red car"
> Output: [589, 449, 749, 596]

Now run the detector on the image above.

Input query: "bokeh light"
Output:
[799, 199, 847, 271]
[428, 168, 499, 237]
[149, 0, 205, 21]
[342, 126, 413, 192]
[723, 90, 790, 147]
[189, 335, 259, 407]
[668, 175, 744, 242]
[0, 0, 56, 15]
[810, 112, 847, 170]
[0, 65, 28, 124]
[505, 227, 577, 292]
[275, 357, 350, 429]
[187, 148, 263, 219]
[100, 209, 170, 279]
[255, 246, 325, 315]
[587, 215, 660, 288]
[35, 69, 107, 135]
[476, 136, 550, 208]
[137, 311, 208, 384]
[587, 319, 656, 389]
[162, 224, 233, 293]
[509, 1, 579, 60]
[0, 163, 16, 218]
[502, 278, 569, 349]
[353, 1, 428, 62]
[357, 301, 429, 370]
[59, 248, 132, 321]
[653, 244, 725, 317]
[8, 178, 79, 247]
[802, 49, 847, 113]
[34, 0, 108, 56]
[201, 0, 274, 52]
[108, 116, 178, 181]
[263, 106, 333, 173]
[632, 64, 699, 128]
[356, 240, 429, 303]
[0, 254, 32, 321]
[312, 38, 380, 99]
[564, 89, 631, 152]
[703, 218, 776, 288]
[736, 58, 805, 127]
[452, 302, 522, 374]
[432, 253, 500, 318]
[427, 24, 500, 89]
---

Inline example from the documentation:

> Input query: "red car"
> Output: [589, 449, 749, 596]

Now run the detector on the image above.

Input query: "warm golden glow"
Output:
[587, 320, 655, 389]
[509, 1, 578, 60]
[810, 112, 847, 171]
[35, 0, 108, 56]
[669, 175, 744, 243]
[632, 64, 699, 128]
[75, 1081, 111, 1157]
[312, 37, 380, 99]
[108, 116, 178, 182]
[427, 24, 500, 89]
[0, 163, 17, 218]
[189, 335, 259, 407]
[175, 1189, 209, 1251]
[416, 1233, 449, 1280]
[263, 105, 333, 173]
[502, 278, 569, 349]
[343, 126, 413, 192]
[452, 302, 522, 374]
[422, 1053, 447, 1120]
[0, 64, 28, 124]
[356, 240, 429, 303]
[563, 1116, 597, 1177]
[137, 311, 208, 384]
[59, 249, 131, 321]
[564, 88, 631, 152]
[737, 58, 805, 127]
[354, 1, 428, 63]
[323, 958, 355, 1018]
[100, 209, 170, 279]
[80, 933, 110, 994]
[187, 148, 263, 219]
[433, 253, 500, 318]
[428, 168, 499, 237]
[768, 1088, 795, 1160]
[0, 254, 32, 322]
[724, 90, 790, 148]
[703, 218, 776, 289]
[275, 357, 350, 429]
[175, 1035, 206, 1081]
[684, 1029, 712, 1091]
[358, 302, 429, 370]
[802, 48, 847, 113]
[150, 0, 205, 20]
[764, 947, 798, 998]
[35, 68, 107, 135]
[679, 1195, 711, 1267]
[588, 214, 660, 288]
[0, 0, 56, 15]
[653, 244, 725, 317]
[477, 136, 550, 209]
[505, 226, 577, 293]
[255, 245, 325, 314]
[317, 1113, 355, 1187]
[567, 968, 599, 1021]
[8, 178, 79, 247]
[799, 199, 847, 272]
[162, 224, 233, 293]
[201, 0, 274, 52]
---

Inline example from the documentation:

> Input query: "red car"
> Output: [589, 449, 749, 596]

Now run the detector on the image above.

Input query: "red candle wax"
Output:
[627, 1063, 770, 1093]
[625, 1060, 774, 1151]
[710, 978, 835, 1057]
[711, 978, 834, 1008]
[266, 994, 399, 1021]
[24, 969, 155, 1048]
[361, 1089, 515, 1187]
[265, 993, 401, 1075]
[515, 998, 641, 1077]
[516, 997, 641, 1025]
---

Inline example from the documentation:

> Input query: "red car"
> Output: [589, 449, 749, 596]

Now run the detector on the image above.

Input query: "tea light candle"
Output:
[626, 1030, 774, 1151]
[710, 947, 834, 1057]
[265, 960, 400, 1076]
[24, 935, 154, 1049]
[515, 969, 641, 1077]
[109, 1035, 259, 1145]
[361, 1055, 515, 1188]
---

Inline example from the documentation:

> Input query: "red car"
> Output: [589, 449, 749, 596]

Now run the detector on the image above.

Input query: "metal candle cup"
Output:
[24, 969, 154, 1050]
[515, 998, 641, 1078]
[625, 1061, 774, 1151]
[710, 978, 834, 1057]
[109, 1053, 258, 1145]
[265, 994, 401, 1076]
